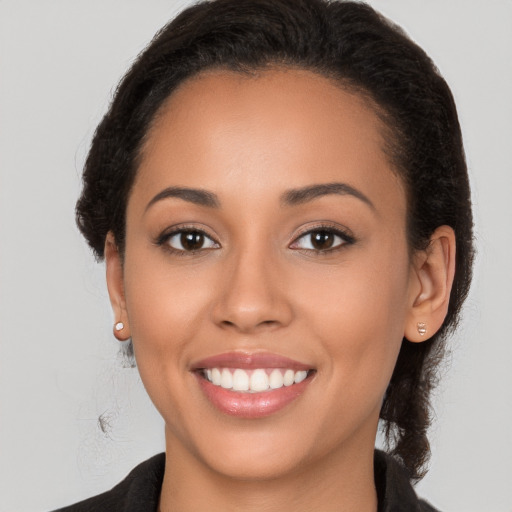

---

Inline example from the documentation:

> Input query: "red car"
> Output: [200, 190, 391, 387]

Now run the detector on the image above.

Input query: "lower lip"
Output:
[195, 372, 313, 418]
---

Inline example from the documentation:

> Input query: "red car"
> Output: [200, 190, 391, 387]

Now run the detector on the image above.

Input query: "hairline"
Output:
[125, 63, 411, 250]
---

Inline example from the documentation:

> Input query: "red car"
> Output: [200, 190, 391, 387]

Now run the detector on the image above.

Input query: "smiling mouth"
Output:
[191, 352, 316, 418]
[200, 367, 312, 393]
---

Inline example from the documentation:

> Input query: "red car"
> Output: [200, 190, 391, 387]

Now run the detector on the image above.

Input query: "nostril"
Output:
[218, 318, 280, 332]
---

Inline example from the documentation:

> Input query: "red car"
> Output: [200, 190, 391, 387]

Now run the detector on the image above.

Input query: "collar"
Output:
[54, 450, 438, 511]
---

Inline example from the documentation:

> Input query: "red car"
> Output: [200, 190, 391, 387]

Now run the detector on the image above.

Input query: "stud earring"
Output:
[417, 322, 427, 336]
[114, 322, 124, 331]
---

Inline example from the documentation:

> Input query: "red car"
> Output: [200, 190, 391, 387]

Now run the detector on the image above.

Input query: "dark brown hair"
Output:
[76, 0, 474, 480]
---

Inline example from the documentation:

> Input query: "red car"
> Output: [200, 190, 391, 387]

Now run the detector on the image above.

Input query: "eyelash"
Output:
[290, 224, 355, 255]
[155, 225, 219, 257]
[155, 223, 355, 256]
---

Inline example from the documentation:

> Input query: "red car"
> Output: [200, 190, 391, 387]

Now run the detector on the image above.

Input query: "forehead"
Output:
[133, 68, 405, 217]
[144, 68, 386, 164]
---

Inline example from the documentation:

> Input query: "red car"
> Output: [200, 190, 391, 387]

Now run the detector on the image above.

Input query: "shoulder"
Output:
[374, 450, 441, 512]
[52, 453, 165, 512]
[52, 450, 440, 511]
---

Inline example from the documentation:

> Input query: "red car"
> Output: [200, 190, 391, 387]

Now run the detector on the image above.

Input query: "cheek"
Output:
[121, 255, 221, 436]
[293, 246, 411, 397]
[124, 250, 214, 333]
[121, 254, 216, 383]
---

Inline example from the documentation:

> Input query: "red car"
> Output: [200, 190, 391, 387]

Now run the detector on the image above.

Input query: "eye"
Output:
[290, 227, 353, 252]
[163, 229, 219, 253]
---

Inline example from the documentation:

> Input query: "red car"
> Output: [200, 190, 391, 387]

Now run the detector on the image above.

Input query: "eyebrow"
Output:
[145, 182, 374, 212]
[281, 182, 375, 210]
[145, 186, 220, 211]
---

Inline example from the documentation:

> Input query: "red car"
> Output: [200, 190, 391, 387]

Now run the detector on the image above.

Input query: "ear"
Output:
[105, 232, 131, 341]
[404, 225, 456, 342]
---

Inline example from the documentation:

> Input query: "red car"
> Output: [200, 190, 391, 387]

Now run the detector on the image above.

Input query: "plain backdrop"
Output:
[1, 1, 511, 511]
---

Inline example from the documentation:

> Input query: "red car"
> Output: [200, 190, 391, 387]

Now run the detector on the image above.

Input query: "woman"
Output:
[55, 0, 473, 510]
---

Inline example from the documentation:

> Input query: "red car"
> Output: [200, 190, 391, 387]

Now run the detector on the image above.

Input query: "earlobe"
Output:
[405, 226, 456, 343]
[105, 232, 131, 341]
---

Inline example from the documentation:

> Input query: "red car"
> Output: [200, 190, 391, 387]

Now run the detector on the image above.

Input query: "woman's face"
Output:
[110, 68, 420, 479]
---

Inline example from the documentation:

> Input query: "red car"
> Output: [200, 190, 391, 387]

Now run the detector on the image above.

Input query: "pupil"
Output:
[181, 232, 204, 251]
[312, 231, 334, 250]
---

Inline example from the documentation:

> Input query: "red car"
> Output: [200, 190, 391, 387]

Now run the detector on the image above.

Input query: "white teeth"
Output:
[203, 367, 311, 393]
[294, 370, 307, 384]
[221, 368, 233, 389]
[212, 368, 222, 385]
[283, 369, 295, 386]
[269, 369, 284, 389]
[232, 368, 249, 391]
[250, 369, 269, 392]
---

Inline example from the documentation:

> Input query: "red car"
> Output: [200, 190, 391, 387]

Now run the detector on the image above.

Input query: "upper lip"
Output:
[191, 351, 313, 371]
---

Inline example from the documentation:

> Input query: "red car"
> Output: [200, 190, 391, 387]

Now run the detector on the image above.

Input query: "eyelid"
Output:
[289, 223, 355, 251]
[155, 224, 220, 251]
[154, 222, 354, 255]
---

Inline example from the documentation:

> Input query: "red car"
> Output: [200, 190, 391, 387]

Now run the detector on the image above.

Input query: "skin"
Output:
[105, 68, 455, 512]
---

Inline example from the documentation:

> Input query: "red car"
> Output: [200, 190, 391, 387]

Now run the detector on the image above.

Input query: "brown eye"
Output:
[166, 230, 218, 252]
[291, 228, 351, 252]
[181, 232, 205, 251]
[310, 231, 335, 250]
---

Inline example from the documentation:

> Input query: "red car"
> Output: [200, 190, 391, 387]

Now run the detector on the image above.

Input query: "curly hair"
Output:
[76, 0, 474, 480]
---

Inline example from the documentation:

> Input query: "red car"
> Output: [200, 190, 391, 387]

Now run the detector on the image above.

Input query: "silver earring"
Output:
[115, 321, 124, 331]
[417, 322, 427, 336]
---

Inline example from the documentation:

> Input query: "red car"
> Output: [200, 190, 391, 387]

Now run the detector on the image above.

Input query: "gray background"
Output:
[1, 1, 511, 511]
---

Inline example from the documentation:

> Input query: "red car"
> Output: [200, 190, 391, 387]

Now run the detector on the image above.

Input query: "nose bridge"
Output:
[213, 239, 292, 332]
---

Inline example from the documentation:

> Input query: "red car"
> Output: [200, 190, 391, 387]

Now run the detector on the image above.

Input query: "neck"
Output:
[159, 426, 378, 512]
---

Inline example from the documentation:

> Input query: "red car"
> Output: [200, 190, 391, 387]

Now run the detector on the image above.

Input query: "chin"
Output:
[201, 436, 309, 481]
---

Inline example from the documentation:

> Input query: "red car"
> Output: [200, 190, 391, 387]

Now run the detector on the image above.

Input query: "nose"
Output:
[212, 246, 294, 334]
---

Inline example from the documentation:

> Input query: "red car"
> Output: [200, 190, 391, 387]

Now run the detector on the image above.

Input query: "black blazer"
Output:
[53, 450, 439, 512]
